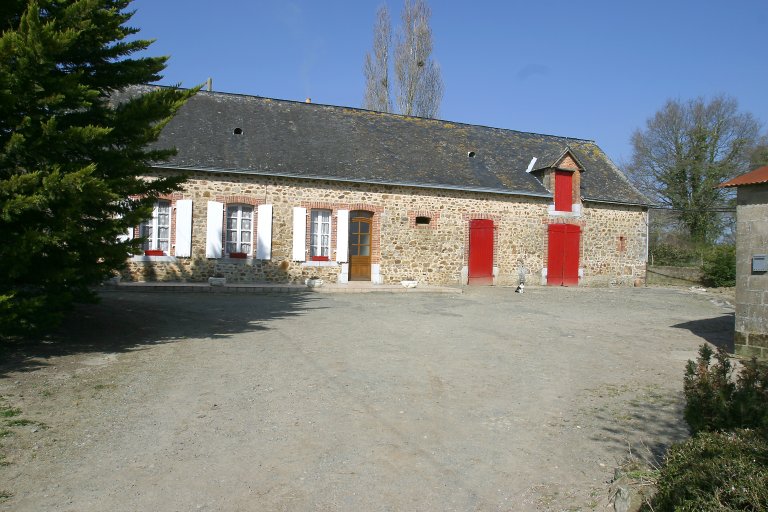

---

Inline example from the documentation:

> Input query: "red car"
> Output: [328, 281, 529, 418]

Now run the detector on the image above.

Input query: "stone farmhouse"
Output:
[719, 166, 768, 358]
[121, 86, 649, 287]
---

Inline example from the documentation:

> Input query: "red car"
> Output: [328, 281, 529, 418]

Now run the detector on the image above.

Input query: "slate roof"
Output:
[719, 166, 768, 188]
[132, 85, 648, 206]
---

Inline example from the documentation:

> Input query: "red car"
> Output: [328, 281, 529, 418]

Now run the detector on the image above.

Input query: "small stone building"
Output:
[720, 167, 768, 358]
[121, 86, 649, 287]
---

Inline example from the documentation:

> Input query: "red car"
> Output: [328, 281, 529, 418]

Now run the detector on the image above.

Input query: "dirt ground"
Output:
[0, 285, 735, 511]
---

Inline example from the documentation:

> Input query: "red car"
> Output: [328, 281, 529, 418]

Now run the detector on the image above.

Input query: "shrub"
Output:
[650, 243, 699, 267]
[650, 429, 768, 511]
[646, 346, 768, 511]
[700, 244, 736, 287]
[683, 345, 768, 435]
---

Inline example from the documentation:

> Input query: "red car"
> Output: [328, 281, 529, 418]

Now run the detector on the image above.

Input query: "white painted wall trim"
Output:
[301, 261, 338, 267]
[547, 204, 582, 217]
[339, 263, 349, 284]
[371, 264, 382, 284]
[131, 255, 178, 263]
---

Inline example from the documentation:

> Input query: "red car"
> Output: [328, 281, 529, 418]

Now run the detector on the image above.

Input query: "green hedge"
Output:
[651, 430, 768, 511]
[646, 345, 768, 511]
[684, 345, 768, 434]
[700, 245, 736, 288]
[650, 243, 700, 267]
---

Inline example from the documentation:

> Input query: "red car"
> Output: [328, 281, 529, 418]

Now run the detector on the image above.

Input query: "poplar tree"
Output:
[0, 0, 196, 337]
[393, 0, 443, 118]
[362, 0, 443, 118]
[362, 5, 391, 114]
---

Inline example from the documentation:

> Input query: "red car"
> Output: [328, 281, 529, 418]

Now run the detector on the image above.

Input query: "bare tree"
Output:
[362, 0, 443, 118]
[627, 95, 760, 244]
[363, 5, 391, 113]
[749, 135, 768, 168]
[394, 0, 443, 118]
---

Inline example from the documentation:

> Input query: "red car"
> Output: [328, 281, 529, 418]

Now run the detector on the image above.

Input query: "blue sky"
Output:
[130, 0, 768, 166]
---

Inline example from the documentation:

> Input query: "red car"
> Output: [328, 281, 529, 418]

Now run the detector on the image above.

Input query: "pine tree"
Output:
[0, 0, 196, 337]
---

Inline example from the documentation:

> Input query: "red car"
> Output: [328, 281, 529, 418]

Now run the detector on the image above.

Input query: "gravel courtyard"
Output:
[0, 286, 735, 511]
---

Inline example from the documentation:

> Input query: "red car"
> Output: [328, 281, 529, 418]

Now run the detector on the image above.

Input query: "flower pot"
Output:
[144, 249, 165, 256]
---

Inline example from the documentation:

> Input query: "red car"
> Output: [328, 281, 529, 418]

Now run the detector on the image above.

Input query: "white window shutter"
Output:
[292, 207, 307, 261]
[117, 228, 132, 243]
[256, 204, 273, 260]
[336, 209, 349, 262]
[206, 201, 223, 258]
[175, 199, 193, 257]
[116, 214, 132, 242]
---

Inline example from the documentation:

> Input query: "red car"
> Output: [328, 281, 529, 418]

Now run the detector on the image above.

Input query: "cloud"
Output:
[517, 63, 550, 80]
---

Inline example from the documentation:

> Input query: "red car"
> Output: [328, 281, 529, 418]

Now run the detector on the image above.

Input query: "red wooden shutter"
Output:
[555, 170, 573, 212]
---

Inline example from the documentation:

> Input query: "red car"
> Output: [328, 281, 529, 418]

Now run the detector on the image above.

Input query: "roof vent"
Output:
[233, 128, 243, 135]
[467, 151, 476, 158]
[525, 157, 538, 173]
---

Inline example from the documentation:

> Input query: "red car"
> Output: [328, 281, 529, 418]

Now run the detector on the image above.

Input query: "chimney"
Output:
[205, 77, 213, 92]
[305, 97, 311, 103]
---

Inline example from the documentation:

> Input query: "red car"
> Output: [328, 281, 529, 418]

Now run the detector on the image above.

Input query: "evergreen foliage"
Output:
[684, 345, 768, 435]
[0, 0, 196, 337]
[700, 244, 736, 288]
[647, 345, 768, 510]
[651, 429, 768, 511]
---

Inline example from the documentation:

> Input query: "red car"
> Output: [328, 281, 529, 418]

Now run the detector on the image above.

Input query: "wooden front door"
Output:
[547, 224, 580, 286]
[468, 219, 494, 285]
[349, 214, 372, 281]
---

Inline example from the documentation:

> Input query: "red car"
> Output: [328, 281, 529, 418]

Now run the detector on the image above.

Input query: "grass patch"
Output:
[4, 419, 33, 427]
[0, 407, 21, 418]
[0, 490, 12, 501]
[0, 429, 11, 438]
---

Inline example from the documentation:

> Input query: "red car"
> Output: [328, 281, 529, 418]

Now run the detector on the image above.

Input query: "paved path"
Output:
[0, 286, 735, 511]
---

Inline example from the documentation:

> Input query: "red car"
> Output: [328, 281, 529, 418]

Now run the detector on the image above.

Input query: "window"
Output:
[415, 216, 431, 225]
[141, 200, 171, 254]
[226, 204, 253, 257]
[310, 209, 331, 260]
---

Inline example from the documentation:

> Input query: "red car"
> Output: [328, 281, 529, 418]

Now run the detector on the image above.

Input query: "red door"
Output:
[547, 224, 580, 286]
[468, 219, 494, 285]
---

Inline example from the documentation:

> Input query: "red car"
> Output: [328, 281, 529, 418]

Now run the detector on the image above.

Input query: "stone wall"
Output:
[734, 183, 768, 359]
[123, 170, 648, 287]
